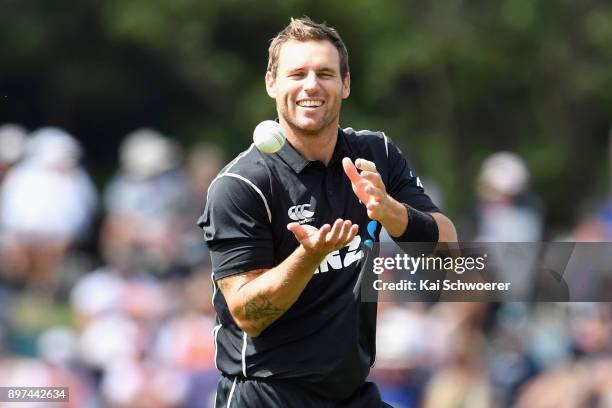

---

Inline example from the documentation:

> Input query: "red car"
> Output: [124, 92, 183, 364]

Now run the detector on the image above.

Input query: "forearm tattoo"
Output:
[244, 292, 285, 331]
[217, 275, 285, 334]
[243, 292, 284, 324]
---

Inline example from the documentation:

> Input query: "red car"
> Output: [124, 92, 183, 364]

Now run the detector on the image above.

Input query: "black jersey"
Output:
[198, 127, 440, 400]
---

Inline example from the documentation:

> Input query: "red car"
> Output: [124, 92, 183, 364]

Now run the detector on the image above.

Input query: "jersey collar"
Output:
[277, 127, 351, 174]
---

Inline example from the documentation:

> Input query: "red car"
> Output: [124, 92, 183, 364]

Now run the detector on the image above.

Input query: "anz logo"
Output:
[288, 204, 315, 224]
[314, 221, 378, 275]
[314, 235, 363, 274]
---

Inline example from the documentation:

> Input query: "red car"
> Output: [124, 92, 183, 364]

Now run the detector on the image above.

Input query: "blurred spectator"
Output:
[174, 143, 226, 272]
[37, 326, 98, 407]
[373, 304, 445, 407]
[152, 271, 218, 407]
[514, 358, 612, 408]
[475, 152, 543, 242]
[185, 143, 225, 208]
[0, 124, 29, 292]
[101, 128, 191, 277]
[572, 210, 611, 241]
[0, 123, 28, 183]
[571, 132, 612, 241]
[0, 127, 97, 292]
[153, 272, 216, 372]
[422, 326, 493, 408]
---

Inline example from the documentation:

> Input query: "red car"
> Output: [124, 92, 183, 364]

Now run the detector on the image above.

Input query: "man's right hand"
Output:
[287, 219, 359, 256]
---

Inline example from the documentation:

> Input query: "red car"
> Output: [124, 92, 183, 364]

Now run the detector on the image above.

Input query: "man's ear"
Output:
[265, 71, 276, 99]
[342, 73, 351, 99]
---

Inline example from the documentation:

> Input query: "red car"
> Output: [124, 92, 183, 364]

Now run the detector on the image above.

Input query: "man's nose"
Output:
[302, 71, 319, 92]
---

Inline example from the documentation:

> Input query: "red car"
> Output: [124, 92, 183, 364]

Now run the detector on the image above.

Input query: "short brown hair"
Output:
[267, 17, 349, 79]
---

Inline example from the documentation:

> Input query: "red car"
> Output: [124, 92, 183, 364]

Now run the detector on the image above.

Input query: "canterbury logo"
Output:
[288, 204, 315, 221]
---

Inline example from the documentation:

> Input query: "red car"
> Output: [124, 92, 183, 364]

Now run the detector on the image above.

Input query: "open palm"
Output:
[287, 219, 359, 255]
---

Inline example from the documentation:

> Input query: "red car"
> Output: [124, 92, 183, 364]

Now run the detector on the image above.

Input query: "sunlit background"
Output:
[1, 1, 612, 407]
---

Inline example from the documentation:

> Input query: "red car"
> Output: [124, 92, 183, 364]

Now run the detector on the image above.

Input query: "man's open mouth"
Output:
[297, 100, 324, 108]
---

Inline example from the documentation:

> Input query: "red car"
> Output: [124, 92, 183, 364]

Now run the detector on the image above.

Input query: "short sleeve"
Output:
[385, 138, 441, 214]
[197, 175, 274, 280]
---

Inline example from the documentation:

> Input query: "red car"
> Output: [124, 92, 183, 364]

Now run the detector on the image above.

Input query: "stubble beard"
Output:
[279, 103, 341, 138]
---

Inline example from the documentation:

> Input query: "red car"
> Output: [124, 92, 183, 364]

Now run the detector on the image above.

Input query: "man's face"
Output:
[266, 40, 350, 136]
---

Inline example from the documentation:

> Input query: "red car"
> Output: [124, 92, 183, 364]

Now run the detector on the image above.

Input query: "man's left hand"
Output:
[342, 157, 391, 223]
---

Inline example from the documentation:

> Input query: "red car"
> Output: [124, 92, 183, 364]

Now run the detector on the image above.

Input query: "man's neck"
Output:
[280, 121, 338, 166]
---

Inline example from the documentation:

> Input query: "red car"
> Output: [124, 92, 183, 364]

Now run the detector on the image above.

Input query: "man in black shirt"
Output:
[199, 17, 457, 407]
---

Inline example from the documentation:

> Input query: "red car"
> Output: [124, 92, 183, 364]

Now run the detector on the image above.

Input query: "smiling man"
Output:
[199, 17, 456, 407]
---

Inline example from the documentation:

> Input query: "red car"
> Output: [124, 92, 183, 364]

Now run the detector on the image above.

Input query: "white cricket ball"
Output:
[253, 120, 285, 154]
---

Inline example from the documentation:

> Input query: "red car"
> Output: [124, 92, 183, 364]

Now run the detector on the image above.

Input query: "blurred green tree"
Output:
[2, 0, 612, 234]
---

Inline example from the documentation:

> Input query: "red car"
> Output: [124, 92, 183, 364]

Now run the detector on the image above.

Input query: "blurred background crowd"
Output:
[3, 1, 612, 407]
[0, 123, 611, 407]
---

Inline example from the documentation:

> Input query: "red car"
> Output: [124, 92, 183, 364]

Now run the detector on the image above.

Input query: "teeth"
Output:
[297, 100, 323, 107]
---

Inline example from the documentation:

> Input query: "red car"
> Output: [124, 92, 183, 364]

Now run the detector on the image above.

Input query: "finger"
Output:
[360, 171, 383, 186]
[355, 159, 377, 172]
[326, 219, 344, 243]
[346, 224, 359, 243]
[287, 222, 309, 241]
[317, 224, 331, 240]
[342, 157, 362, 184]
[334, 220, 350, 244]
[337, 220, 352, 244]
